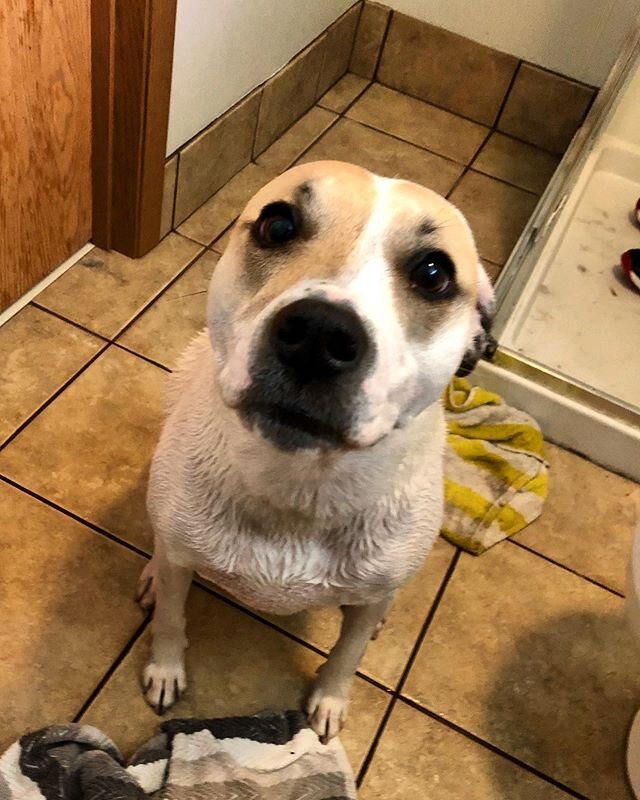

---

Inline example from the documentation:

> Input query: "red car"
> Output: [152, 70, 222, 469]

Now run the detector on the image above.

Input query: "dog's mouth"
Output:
[239, 401, 349, 450]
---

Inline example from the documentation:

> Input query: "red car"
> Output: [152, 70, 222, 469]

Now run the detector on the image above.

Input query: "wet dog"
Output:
[138, 161, 494, 741]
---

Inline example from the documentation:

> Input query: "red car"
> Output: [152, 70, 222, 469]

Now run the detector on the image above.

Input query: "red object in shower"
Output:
[622, 249, 640, 292]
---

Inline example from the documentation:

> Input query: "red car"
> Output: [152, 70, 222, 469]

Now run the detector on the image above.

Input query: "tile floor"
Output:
[1, 76, 639, 799]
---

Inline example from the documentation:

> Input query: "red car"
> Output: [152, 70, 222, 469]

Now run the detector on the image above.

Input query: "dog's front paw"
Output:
[306, 685, 349, 744]
[142, 661, 186, 714]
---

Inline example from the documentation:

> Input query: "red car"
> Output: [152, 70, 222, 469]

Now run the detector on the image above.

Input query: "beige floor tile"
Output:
[81, 586, 389, 771]
[316, 5, 360, 98]
[378, 14, 517, 125]
[256, 106, 338, 173]
[178, 163, 275, 246]
[449, 171, 538, 265]
[0, 481, 144, 751]
[319, 73, 369, 113]
[175, 91, 262, 225]
[473, 132, 560, 194]
[350, 2, 390, 80]
[404, 544, 638, 799]
[119, 250, 218, 369]
[254, 37, 327, 156]
[0, 346, 166, 552]
[348, 83, 488, 164]
[498, 64, 594, 155]
[35, 235, 203, 339]
[298, 119, 463, 195]
[0, 305, 102, 444]
[360, 701, 567, 799]
[160, 155, 178, 237]
[261, 538, 456, 689]
[514, 444, 640, 595]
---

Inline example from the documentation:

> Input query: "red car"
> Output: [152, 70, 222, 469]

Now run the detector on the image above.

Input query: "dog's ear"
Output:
[456, 263, 497, 377]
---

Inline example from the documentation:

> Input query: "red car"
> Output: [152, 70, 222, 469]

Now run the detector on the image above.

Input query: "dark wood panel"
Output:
[95, 0, 176, 257]
[0, 0, 92, 310]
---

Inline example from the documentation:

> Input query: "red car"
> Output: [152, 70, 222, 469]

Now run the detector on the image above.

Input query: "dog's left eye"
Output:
[409, 251, 455, 299]
[253, 202, 298, 247]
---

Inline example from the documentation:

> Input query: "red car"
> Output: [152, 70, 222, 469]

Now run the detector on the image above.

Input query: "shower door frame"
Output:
[488, 15, 640, 428]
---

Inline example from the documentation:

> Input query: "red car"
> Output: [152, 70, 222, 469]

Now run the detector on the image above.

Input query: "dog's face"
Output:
[208, 161, 494, 451]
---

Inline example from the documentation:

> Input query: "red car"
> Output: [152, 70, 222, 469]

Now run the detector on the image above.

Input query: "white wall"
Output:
[386, 0, 638, 87]
[167, 0, 354, 154]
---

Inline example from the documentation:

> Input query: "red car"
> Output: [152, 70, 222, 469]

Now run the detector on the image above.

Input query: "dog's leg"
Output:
[136, 557, 157, 610]
[142, 546, 192, 714]
[307, 595, 393, 742]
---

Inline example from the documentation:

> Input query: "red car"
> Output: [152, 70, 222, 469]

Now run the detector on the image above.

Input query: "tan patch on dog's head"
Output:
[229, 162, 377, 313]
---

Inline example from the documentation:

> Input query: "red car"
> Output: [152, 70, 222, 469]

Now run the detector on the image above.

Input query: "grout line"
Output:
[372, 8, 393, 81]
[251, 87, 266, 161]
[445, 165, 469, 200]
[190, 575, 393, 695]
[170, 150, 181, 232]
[508, 539, 624, 598]
[347, 0, 365, 71]
[289, 112, 343, 167]
[467, 125, 494, 170]
[341, 115, 542, 197]
[113, 342, 173, 373]
[173, 230, 205, 247]
[112, 248, 206, 342]
[356, 549, 461, 787]
[0, 474, 152, 561]
[396, 550, 461, 694]
[0, 343, 110, 452]
[1, 471, 392, 696]
[398, 697, 589, 799]
[30, 302, 111, 343]
[340, 116, 468, 166]
[466, 167, 540, 197]
[337, 80, 372, 117]
[492, 60, 522, 128]
[372, 76, 564, 158]
[73, 616, 151, 722]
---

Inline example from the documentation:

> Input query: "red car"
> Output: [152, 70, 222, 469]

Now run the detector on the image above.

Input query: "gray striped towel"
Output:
[0, 711, 356, 799]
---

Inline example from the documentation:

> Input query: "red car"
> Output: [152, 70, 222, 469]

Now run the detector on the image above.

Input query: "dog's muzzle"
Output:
[238, 299, 374, 450]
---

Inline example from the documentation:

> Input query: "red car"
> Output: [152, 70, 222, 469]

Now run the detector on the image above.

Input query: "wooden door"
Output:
[0, 0, 92, 311]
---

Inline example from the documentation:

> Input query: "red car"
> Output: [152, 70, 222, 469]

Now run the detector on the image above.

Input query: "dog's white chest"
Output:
[182, 514, 427, 615]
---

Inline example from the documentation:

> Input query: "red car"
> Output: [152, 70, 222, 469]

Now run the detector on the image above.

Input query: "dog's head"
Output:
[208, 161, 495, 451]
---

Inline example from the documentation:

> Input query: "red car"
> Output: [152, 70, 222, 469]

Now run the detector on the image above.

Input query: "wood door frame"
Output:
[91, 0, 177, 258]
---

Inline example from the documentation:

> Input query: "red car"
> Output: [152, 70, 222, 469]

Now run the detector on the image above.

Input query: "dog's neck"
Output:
[209, 373, 444, 523]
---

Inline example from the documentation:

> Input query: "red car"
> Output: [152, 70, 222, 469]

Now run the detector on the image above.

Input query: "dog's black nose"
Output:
[271, 298, 369, 380]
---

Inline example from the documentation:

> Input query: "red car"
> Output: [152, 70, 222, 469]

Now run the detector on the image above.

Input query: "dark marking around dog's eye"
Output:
[252, 201, 299, 248]
[407, 250, 457, 301]
[418, 220, 437, 237]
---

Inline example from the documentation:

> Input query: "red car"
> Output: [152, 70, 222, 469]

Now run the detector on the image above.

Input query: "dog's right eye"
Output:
[253, 202, 298, 247]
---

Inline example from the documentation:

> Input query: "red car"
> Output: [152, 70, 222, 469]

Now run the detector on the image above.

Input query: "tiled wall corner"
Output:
[316, 3, 361, 98]
[377, 13, 518, 126]
[173, 89, 262, 226]
[164, 4, 362, 233]
[497, 63, 595, 154]
[350, 1, 390, 79]
[252, 36, 328, 158]
[162, 1, 597, 238]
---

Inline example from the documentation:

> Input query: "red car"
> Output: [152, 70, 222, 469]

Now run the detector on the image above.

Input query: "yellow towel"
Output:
[441, 377, 549, 554]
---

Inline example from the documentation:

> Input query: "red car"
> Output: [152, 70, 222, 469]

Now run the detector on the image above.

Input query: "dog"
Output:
[137, 160, 495, 741]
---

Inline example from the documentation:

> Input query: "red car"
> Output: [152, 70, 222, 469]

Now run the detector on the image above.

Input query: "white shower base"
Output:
[500, 135, 640, 414]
